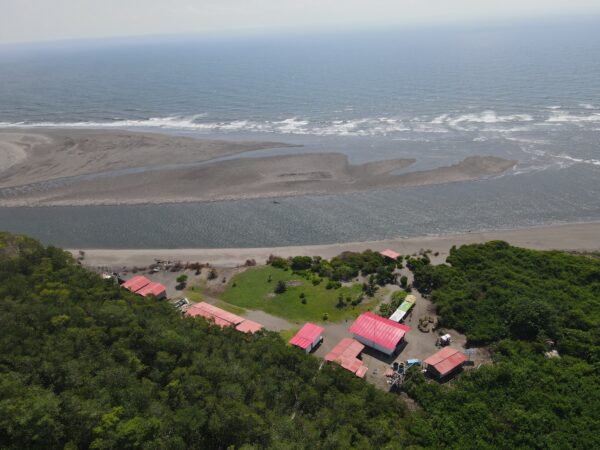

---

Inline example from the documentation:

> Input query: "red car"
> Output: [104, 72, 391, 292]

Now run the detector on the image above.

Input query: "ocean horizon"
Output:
[1, 19, 599, 248]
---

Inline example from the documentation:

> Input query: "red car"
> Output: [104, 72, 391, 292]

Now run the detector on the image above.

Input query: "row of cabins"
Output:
[122, 275, 167, 299]
[185, 302, 264, 334]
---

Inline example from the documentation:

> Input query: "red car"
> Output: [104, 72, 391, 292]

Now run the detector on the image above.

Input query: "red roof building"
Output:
[136, 282, 167, 299]
[185, 302, 264, 334]
[423, 347, 466, 379]
[379, 249, 401, 261]
[325, 338, 368, 378]
[289, 323, 325, 353]
[122, 275, 151, 293]
[349, 312, 406, 355]
[185, 302, 244, 327]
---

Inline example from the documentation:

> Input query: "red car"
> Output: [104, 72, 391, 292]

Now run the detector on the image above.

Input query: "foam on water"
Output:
[546, 111, 600, 123]
[0, 110, 586, 137]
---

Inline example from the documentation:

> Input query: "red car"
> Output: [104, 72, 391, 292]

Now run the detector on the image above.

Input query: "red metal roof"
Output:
[423, 347, 466, 377]
[136, 282, 166, 298]
[324, 338, 367, 377]
[355, 366, 369, 378]
[396, 323, 412, 332]
[235, 320, 264, 334]
[325, 338, 364, 362]
[289, 323, 325, 349]
[380, 249, 400, 260]
[185, 302, 264, 334]
[349, 312, 406, 352]
[122, 275, 151, 293]
[185, 302, 244, 326]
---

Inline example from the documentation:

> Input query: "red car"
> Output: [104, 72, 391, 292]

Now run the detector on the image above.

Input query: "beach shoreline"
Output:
[73, 221, 600, 268]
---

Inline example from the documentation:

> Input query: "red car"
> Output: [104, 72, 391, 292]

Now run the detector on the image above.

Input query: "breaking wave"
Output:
[0, 108, 598, 137]
[546, 111, 600, 123]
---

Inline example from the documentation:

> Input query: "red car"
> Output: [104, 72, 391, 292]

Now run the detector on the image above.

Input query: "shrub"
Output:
[400, 275, 408, 288]
[269, 256, 289, 269]
[274, 280, 287, 294]
[291, 256, 312, 271]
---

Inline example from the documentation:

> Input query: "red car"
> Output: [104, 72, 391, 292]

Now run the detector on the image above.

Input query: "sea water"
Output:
[0, 18, 599, 248]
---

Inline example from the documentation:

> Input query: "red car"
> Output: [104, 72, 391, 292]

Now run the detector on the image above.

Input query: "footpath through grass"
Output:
[220, 266, 379, 323]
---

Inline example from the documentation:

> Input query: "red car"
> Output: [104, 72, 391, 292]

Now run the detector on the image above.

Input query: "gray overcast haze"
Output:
[1, 0, 600, 44]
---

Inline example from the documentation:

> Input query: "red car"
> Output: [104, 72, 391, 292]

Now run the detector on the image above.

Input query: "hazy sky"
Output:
[1, 0, 600, 44]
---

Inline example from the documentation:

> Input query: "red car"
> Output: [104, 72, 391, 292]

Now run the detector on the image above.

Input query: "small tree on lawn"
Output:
[274, 280, 287, 294]
[337, 293, 345, 308]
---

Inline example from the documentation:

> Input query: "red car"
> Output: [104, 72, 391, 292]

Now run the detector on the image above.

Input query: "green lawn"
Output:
[220, 266, 380, 323]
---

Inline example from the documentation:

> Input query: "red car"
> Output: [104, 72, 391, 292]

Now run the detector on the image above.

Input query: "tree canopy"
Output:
[405, 241, 600, 448]
[1, 234, 599, 449]
[0, 233, 419, 449]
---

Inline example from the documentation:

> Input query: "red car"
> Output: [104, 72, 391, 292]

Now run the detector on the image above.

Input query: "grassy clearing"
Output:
[220, 266, 380, 323]
[184, 282, 204, 303]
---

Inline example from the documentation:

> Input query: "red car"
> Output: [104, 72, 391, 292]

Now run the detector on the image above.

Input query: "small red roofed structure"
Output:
[349, 312, 406, 355]
[235, 320, 264, 334]
[136, 282, 167, 300]
[355, 365, 369, 379]
[122, 275, 151, 293]
[325, 338, 368, 377]
[379, 249, 400, 261]
[289, 323, 325, 353]
[423, 347, 466, 379]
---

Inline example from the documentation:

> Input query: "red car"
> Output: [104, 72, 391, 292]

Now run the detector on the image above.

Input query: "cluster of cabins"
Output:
[123, 246, 466, 383]
[289, 312, 411, 379]
[185, 302, 264, 334]
[289, 311, 466, 381]
[122, 275, 167, 300]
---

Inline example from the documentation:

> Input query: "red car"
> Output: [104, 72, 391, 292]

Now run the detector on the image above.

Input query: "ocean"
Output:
[0, 19, 599, 248]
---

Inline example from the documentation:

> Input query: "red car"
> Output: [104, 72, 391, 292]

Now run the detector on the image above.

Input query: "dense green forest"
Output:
[406, 241, 600, 448]
[1, 234, 599, 449]
[0, 233, 420, 449]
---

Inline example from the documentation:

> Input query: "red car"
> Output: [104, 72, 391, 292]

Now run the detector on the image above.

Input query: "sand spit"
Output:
[73, 221, 600, 268]
[0, 129, 295, 188]
[0, 128, 515, 206]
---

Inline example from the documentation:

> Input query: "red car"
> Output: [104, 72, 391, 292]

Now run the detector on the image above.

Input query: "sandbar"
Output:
[0, 128, 516, 206]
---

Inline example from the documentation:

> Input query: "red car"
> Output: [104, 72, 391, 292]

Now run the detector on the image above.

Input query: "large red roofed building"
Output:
[349, 312, 406, 355]
[136, 282, 167, 300]
[289, 323, 324, 353]
[325, 338, 368, 378]
[122, 275, 151, 293]
[423, 347, 466, 379]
